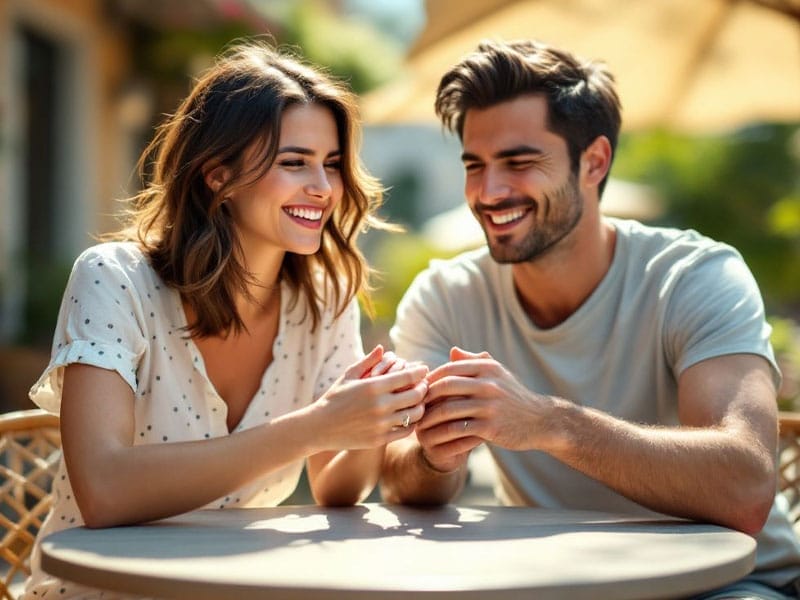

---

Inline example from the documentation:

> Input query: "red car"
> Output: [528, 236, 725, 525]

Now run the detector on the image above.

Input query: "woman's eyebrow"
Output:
[277, 145, 314, 155]
[277, 146, 341, 158]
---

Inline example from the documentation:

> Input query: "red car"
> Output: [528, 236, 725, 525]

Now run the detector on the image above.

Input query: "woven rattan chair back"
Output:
[778, 412, 800, 527]
[0, 409, 60, 600]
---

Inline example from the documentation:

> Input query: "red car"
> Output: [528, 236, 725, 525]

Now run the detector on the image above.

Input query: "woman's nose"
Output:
[305, 166, 332, 198]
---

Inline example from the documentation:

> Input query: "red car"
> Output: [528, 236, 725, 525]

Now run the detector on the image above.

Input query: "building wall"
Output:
[0, 0, 138, 343]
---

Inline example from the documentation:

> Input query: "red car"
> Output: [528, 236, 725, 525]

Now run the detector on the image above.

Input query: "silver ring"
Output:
[402, 412, 411, 428]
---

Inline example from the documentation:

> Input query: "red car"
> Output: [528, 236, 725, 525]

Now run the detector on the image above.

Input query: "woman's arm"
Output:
[61, 348, 427, 527]
[307, 351, 428, 506]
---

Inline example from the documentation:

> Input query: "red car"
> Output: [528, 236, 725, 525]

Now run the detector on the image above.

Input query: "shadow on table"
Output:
[44, 503, 717, 562]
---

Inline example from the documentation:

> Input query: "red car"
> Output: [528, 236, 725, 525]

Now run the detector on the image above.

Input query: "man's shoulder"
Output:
[613, 218, 736, 266]
[421, 246, 496, 283]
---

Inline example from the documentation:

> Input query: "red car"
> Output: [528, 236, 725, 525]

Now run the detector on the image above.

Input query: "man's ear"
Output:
[202, 161, 232, 195]
[580, 136, 612, 188]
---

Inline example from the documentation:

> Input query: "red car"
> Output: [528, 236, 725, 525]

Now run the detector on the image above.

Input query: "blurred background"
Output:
[1, 0, 800, 423]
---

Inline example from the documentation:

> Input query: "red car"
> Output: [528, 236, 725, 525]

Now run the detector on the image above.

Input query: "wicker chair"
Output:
[779, 410, 800, 527]
[0, 409, 60, 600]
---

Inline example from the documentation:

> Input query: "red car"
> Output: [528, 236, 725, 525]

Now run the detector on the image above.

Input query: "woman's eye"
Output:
[280, 159, 305, 168]
[324, 161, 342, 171]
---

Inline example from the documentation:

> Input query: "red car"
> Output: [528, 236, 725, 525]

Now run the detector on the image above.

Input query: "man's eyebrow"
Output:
[495, 145, 544, 159]
[461, 145, 545, 162]
[461, 151, 481, 163]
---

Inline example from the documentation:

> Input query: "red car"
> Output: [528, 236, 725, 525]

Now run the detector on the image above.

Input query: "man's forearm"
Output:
[546, 400, 776, 535]
[381, 437, 468, 505]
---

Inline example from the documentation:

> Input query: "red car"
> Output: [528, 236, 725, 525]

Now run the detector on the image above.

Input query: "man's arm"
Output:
[414, 350, 777, 534]
[381, 434, 471, 505]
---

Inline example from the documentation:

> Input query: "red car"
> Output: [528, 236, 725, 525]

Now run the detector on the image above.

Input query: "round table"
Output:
[41, 503, 756, 599]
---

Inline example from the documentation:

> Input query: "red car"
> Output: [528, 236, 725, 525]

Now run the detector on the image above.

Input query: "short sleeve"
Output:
[664, 248, 780, 388]
[390, 262, 453, 369]
[29, 245, 148, 413]
[312, 298, 364, 399]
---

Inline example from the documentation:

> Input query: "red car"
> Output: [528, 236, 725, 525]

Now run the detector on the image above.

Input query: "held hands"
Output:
[415, 347, 551, 472]
[310, 346, 428, 451]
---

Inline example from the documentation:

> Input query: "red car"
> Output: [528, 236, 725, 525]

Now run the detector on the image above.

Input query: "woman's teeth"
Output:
[286, 207, 323, 221]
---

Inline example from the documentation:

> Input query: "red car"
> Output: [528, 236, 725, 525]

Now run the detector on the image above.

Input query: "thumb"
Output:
[450, 346, 491, 361]
[344, 345, 384, 380]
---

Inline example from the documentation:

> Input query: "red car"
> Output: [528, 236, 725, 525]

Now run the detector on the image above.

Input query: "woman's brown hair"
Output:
[116, 40, 389, 337]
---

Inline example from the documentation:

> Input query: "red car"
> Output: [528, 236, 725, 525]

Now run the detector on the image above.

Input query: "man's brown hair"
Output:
[435, 39, 622, 195]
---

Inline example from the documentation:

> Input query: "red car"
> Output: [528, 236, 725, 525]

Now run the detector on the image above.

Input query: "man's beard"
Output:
[477, 173, 583, 264]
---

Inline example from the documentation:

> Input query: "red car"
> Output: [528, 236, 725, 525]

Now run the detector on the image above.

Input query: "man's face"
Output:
[461, 94, 583, 264]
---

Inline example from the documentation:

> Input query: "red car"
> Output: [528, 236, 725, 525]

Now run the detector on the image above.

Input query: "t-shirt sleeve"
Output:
[664, 248, 781, 388]
[29, 246, 148, 414]
[390, 262, 454, 369]
[312, 297, 364, 400]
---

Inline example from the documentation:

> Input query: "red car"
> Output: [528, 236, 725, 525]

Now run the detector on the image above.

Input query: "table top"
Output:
[41, 503, 756, 600]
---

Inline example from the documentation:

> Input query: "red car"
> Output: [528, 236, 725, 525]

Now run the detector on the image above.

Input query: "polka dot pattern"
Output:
[25, 242, 364, 598]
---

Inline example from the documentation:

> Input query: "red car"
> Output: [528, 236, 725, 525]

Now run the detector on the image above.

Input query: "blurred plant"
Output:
[770, 317, 800, 411]
[613, 124, 800, 314]
[365, 231, 456, 326]
[275, 0, 403, 94]
[19, 257, 72, 348]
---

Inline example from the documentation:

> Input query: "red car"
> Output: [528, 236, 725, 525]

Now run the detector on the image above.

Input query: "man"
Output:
[381, 39, 800, 598]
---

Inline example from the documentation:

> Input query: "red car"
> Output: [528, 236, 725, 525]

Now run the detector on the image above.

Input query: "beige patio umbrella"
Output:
[363, 0, 800, 132]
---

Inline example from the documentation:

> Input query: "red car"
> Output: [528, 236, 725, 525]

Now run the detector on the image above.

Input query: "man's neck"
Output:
[511, 217, 617, 329]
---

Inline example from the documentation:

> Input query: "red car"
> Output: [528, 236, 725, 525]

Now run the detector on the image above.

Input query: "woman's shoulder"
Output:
[69, 241, 164, 291]
[74, 241, 145, 266]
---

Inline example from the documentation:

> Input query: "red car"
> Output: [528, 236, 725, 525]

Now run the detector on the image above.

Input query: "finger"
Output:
[425, 377, 483, 405]
[390, 394, 427, 429]
[366, 363, 428, 394]
[346, 345, 384, 380]
[386, 358, 407, 374]
[426, 359, 489, 385]
[417, 398, 483, 435]
[384, 379, 429, 415]
[450, 346, 492, 361]
[419, 434, 483, 462]
[367, 351, 397, 377]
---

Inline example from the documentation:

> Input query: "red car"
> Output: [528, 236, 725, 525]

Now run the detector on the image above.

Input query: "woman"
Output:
[24, 40, 427, 598]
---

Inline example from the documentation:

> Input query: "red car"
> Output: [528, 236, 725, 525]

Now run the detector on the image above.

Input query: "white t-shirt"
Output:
[24, 242, 362, 599]
[392, 217, 800, 587]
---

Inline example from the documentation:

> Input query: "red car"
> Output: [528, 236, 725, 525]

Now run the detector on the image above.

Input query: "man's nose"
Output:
[478, 168, 511, 204]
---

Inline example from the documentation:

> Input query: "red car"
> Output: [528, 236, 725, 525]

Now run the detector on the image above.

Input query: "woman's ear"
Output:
[202, 161, 231, 195]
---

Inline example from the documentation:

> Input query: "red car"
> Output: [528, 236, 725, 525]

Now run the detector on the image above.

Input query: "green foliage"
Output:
[613, 125, 800, 312]
[770, 316, 800, 410]
[277, 1, 403, 94]
[367, 232, 456, 325]
[20, 258, 72, 347]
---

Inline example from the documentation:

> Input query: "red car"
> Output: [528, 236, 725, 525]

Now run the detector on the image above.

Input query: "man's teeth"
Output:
[489, 209, 526, 225]
[286, 207, 323, 221]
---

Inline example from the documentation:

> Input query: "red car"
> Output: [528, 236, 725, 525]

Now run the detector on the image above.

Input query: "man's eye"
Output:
[464, 163, 482, 172]
[508, 160, 533, 169]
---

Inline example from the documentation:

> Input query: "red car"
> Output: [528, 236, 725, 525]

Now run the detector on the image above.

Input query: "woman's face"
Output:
[225, 103, 344, 257]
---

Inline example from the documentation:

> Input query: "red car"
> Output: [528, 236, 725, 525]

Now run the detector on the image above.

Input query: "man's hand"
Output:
[417, 346, 563, 469]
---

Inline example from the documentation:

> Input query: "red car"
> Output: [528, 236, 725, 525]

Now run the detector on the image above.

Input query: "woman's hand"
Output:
[307, 346, 428, 452]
